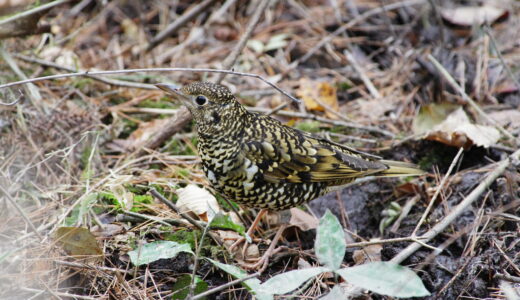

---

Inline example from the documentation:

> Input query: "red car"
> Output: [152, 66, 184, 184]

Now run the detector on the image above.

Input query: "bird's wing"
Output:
[242, 124, 388, 184]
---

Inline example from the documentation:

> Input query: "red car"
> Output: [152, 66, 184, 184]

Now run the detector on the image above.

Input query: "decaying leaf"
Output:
[176, 184, 220, 221]
[352, 242, 382, 265]
[412, 103, 459, 135]
[289, 208, 318, 231]
[297, 79, 340, 119]
[55, 227, 103, 256]
[488, 109, 520, 130]
[110, 184, 134, 211]
[440, 5, 508, 27]
[110, 118, 170, 151]
[40, 46, 81, 70]
[414, 105, 501, 149]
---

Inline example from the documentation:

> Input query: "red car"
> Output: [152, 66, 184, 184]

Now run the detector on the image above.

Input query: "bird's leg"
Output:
[229, 208, 268, 252]
[243, 223, 288, 273]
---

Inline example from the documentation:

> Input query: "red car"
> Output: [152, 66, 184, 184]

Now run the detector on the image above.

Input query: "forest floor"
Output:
[0, 0, 519, 299]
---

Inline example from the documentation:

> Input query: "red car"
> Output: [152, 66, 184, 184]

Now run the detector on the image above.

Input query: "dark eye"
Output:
[195, 95, 207, 106]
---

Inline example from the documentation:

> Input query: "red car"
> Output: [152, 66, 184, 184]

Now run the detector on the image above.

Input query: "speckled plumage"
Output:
[157, 82, 424, 210]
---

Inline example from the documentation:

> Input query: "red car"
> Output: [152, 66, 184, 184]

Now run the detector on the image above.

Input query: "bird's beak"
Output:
[155, 83, 191, 106]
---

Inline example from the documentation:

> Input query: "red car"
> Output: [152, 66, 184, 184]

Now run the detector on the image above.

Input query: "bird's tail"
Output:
[377, 160, 426, 177]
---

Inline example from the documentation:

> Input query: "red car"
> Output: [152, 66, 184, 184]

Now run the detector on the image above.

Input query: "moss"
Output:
[295, 120, 321, 133]
[418, 145, 456, 170]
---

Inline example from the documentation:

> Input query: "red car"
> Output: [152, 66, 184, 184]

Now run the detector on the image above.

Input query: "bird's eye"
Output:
[195, 95, 207, 106]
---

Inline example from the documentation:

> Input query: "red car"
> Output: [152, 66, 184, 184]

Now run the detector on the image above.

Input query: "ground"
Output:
[0, 0, 519, 299]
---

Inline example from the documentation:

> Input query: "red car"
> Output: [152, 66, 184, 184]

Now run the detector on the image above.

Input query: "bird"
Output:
[156, 81, 424, 270]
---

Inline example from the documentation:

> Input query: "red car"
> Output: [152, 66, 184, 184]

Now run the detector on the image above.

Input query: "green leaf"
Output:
[171, 274, 208, 300]
[128, 241, 193, 266]
[336, 262, 430, 298]
[210, 214, 246, 236]
[315, 210, 346, 271]
[319, 285, 345, 300]
[258, 267, 328, 295]
[206, 258, 272, 300]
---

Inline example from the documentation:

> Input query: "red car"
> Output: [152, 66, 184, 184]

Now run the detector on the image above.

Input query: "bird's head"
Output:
[156, 82, 246, 136]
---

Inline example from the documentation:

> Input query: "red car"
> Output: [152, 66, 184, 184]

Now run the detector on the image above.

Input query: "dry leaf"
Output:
[423, 108, 500, 149]
[176, 184, 220, 221]
[357, 98, 395, 121]
[415, 106, 501, 149]
[40, 46, 81, 70]
[297, 79, 340, 119]
[55, 227, 103, 257]
[412, 103, 459, 135]
[91, 224, 125, 238]
[110, 184, 134, 210]
[111, 118, 170, 151]
[440, 5, 508, 26]
[488, 110, 520, 130]
[352, 242, 382, 265]
[289, 208, 318, 231]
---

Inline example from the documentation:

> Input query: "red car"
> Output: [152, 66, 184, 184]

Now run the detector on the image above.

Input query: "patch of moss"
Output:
[336, 81, 352, 91]
[418, 145, 456, 170]
[295, 120, 321, 133]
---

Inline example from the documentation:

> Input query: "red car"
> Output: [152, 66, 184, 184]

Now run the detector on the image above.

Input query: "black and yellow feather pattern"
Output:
[159, 82, 424, 210]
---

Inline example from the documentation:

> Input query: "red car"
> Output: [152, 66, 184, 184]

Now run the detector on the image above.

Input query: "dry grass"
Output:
[1, 0, 519, 299]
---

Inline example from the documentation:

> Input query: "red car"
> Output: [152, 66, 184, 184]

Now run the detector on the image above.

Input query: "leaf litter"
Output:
[0, 0, 519, 299]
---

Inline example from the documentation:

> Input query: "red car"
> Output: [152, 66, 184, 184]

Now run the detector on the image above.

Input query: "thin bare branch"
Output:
[0, 67, 301, 104]
[391, 148, 520, 264]
[216, 0, 272, 83]
[146, 0, 220, 52]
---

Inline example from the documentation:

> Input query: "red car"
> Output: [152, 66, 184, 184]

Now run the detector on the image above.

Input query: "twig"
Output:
[54, 260, 131, 274]
[495, 273, 520, 284]
[249, 107, 395, 137]
[0, 184, 43, 241]
[391, 148, 520, 264]
[290, 0, 426, 68]
[122, 210, 184, 227]
[216, 0, 272, 83]
[344, 49, 381, 99]
[483, 25, 520, 92]
[493, 239, 520, 276]
[21, 287, 96, 300]
[0, 46, 41, 106]
[0, 67, 301, 104]
[146, 0, 220, 52]
[390, 194, 420, 232]
[13, 54, 153, 89]
[138, 107, 193, 156]
[427, 54, 519, 145]
[0, 90, 22, 106]
[266, 102, 288, 116]
[346, 236, 438, 251]
[190, 272, 260, 300]
[188, 219, 212, 299]
[412, 147, 464, 236]
[0, 0, 71, 27]
[149, 188, 222, 246]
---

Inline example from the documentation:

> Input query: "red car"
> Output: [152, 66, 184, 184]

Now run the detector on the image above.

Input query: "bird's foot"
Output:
[239, 246, 283, 273]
